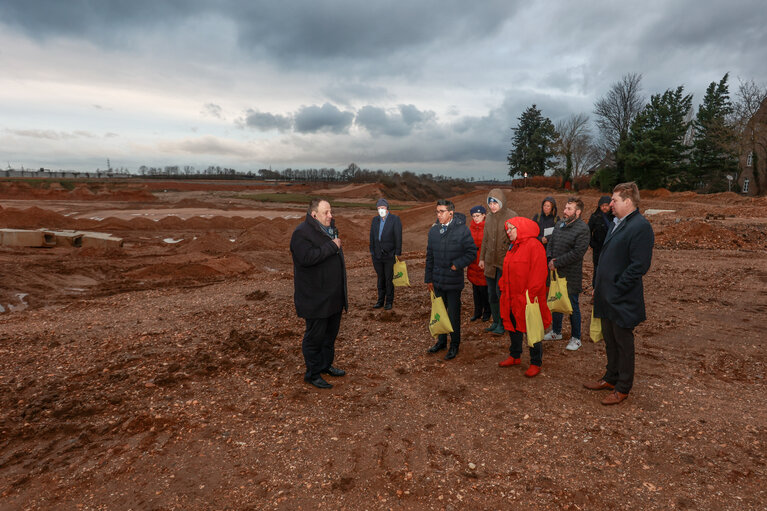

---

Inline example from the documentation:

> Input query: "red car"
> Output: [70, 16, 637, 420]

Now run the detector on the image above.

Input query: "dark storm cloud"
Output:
[0, 0, 205, 43]
[243, 109, 293, 132]
[294, 103, 354, 134]
[0, 0, 519, 63]
[233, 1, 518, 62]
[355, 104, 435, 137]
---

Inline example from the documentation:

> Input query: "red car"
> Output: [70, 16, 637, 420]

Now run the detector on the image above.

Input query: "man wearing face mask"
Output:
[369, 198, 403, 310]
[290, 198, 348, 389]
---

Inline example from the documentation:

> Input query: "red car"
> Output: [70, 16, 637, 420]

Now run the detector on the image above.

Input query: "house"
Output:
[738, 96, 767, 196]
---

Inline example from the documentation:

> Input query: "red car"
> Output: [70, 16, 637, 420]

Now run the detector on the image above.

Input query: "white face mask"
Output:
[378, 208, 387, 217]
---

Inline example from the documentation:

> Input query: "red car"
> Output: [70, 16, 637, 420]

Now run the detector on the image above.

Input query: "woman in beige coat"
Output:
[478, 188, 517, 335]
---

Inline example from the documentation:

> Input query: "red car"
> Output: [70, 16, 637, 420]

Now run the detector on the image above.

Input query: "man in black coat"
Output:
[585, 182, 654, 405]
[545, 197, 590, 351]
[290, 198, 348, 389]
[369, 198, 402, 310]
[425, 199, 477, 360]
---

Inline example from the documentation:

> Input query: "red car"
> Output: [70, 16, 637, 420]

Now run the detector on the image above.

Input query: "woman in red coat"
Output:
[467, 205, 491, 321]
[498, 216, 552, 377]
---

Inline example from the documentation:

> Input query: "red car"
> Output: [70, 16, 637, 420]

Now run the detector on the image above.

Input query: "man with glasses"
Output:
[425, 199, 477, 360]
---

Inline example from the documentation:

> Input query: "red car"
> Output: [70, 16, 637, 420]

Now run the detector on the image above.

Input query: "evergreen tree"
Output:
[508, 104, 558, 177]
[623, 86, 693, 190]
[692, 73, 738, 191]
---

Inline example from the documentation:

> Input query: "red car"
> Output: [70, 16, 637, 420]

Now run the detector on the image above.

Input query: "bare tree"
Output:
[732, 78, 767, 195]
[554, 113, 599, 181]
[593, 73, 645, 153]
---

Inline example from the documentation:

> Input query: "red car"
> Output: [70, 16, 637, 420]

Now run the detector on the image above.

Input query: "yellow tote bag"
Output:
[525, 290, 545, 347]
[547, 270, 573, 315]
[392, 257, 410, 287]
[590, 310, 603, 342]
[429, 291, 453, 337]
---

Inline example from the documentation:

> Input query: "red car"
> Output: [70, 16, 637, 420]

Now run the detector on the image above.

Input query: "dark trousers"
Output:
[373, 259, 395, 305]
[471, 284, 490, 317]
[601, 316, 635, 394]
[485, 267, 502, 305]
[592, 248, 601, 287]
[506, 311, 542, 365]
[302, 311, 342, 381]
[434, 287, 462, 347]
[552, 292, 581, 339]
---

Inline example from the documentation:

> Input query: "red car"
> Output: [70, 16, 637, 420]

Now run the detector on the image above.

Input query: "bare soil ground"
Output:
[1, 181, 766, 510]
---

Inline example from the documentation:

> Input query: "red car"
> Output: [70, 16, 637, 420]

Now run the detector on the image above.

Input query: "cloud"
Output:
[242, 109, 293, 132]
[158, 135, 254, 158]
[355, 104, 435, 137]
[5, 129, 94, 140]
[202, 103, 223, 119]
[294, 103, 353, 134]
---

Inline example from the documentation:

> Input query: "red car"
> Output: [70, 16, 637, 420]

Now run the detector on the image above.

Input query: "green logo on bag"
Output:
[548, 292, 562, 302]
[430, 313, 440, 326]
[394, 272, 403, 279]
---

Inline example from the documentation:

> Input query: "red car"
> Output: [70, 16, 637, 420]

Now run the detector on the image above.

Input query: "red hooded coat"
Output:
[498, 217, 552, 332]
[467, 218, 487, 286]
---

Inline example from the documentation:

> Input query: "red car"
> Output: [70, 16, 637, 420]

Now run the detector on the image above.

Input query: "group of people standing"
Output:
[289, 182, 654, 406]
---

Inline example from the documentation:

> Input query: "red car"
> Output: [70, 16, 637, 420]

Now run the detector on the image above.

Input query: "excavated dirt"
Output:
[0, 183, 765, 510]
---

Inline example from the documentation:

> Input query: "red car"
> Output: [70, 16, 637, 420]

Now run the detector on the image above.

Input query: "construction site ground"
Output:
[0, 180, 765, 510]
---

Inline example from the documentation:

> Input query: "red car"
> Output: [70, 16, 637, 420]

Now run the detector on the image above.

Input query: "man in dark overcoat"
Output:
[369, 198, 402, 310]
[585, 182, 654, 405]
[425, 199, 477, 360]
[290, 198, 348, 389]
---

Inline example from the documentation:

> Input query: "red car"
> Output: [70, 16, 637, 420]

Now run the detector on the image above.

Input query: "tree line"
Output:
[136, 162, 466, 185]
[507, 73, 767, 194]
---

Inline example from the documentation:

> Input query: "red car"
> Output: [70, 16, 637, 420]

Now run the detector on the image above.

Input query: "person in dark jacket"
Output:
[425, 199, 477, 360]
[369, 198, 402, 310]
[290, 198, 348, 389]
[585, 182, 654, 405]
[532, 196, 559, 246]
[467, 205, 490, 321]
[587, 196, 614, 285]
[544, 197, 590, 351]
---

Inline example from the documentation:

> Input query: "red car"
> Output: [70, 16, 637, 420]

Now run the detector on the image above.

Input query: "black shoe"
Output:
[427, 341, 447, 353]
[373, 301, 384, 309]
[481, 314, 491, 322]
[321, 366, 346, 377]
[384, 303, 392, 310]
[470, 314, 481, 321]
[305, 376, 332, 389]
[444, 345, 459, 360]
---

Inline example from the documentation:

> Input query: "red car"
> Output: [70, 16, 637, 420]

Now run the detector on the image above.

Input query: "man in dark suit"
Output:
[369, 198, 403, 310]
[585, 182, 654, 405]
[290, 198, 348, 389]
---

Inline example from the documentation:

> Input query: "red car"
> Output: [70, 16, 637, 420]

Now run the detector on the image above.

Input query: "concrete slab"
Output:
[0, 229, 56, 247]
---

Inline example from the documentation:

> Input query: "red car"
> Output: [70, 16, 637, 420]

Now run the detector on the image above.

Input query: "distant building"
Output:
[738, 96, 767, 196]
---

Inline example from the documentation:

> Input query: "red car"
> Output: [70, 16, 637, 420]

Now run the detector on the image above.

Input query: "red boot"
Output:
[499, 356, 521, 367]
[524, 364, 541, 377]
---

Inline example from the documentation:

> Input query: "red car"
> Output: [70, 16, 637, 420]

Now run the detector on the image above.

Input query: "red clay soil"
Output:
[0, 186, 765, 510]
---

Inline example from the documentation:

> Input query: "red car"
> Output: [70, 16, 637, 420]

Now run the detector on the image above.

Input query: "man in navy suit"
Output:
[369, 198, 403, 310]
[585, 182, 654, 405]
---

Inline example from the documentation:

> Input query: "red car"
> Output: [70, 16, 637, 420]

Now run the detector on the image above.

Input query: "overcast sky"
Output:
[1, 0, 765, 179]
